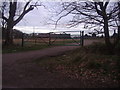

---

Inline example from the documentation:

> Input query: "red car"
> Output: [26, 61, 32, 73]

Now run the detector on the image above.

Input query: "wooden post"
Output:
[35, 37, 37, 45]
[34, 34, 37, 45]
[49, 32, 51, 46]
[22, 33, 24, 47]
[80, 31, 81, 46]
[81, 31, 84, 46]
[114, 30, 116, 43]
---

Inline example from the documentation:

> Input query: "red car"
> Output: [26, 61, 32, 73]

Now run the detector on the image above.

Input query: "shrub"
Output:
[84, 42, 112, 55]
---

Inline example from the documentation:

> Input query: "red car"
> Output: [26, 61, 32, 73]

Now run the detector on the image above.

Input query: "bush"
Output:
[83, 42, 110, 55]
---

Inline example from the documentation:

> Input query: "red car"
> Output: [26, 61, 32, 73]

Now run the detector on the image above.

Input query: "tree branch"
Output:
[54, 8, 75, 29]
[104, 1, 109, 10]
[24, 1, 31, 11]
[94, 2, 103, 16]
[14, 5, 34, 26]
[74, 8, 103, 24]
[2, 15, 8, 22]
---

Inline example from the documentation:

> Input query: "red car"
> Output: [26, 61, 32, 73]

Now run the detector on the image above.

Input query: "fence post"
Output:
[81, 31, 84, 46]
[34, 34, 37, 45]
[22, 33, 24, 47]
[49, 32, 51, 46]
[80, 31, 81, 46]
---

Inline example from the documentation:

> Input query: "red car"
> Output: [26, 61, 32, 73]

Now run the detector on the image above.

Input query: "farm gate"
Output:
[16, 31, 84, 47]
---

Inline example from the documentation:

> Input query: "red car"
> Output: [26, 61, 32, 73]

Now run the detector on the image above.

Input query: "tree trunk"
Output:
[2, 1, 34, 46]
[103, 16, 113, 53]
[103, 17, 111, 46]
[118, 26, 120, 41]
[117, 2, 120, 43]
[4, 24, 14, 46]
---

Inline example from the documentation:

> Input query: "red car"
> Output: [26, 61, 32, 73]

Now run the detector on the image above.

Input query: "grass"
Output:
[2, 38, 80, 53]
[33, 42, 120, 87]
[2, 43, 50, 54]
[49, 38, 80, 46]
[34, 49, 120, 75]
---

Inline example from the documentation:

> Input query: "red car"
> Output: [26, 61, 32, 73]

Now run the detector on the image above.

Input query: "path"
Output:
[3, 46, 83, 88]
[3, 46, 79, 65]
[2, 39, 103, 88]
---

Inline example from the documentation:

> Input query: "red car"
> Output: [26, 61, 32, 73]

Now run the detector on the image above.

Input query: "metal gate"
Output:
[21, 31, 84, 47]
[34, 31, 84, 46]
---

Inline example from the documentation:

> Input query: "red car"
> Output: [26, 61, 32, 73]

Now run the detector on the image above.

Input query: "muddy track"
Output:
[3, 46, 82, 88]
[2, 40, 103, 88]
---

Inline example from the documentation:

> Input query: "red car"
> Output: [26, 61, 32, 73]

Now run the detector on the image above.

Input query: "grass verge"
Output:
[33, 42, 120, 88]
[2, 44, 50, 54]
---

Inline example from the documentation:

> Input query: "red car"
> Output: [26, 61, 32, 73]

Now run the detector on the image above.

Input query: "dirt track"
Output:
[3, 46, 81, 88]
[2, 39, 104, 88]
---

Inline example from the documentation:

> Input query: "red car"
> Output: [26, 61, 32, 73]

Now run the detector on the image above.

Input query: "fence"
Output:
[13, 31, 84, 47]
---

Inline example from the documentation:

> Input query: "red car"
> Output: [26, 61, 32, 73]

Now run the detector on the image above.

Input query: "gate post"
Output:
[80, 31, 81, 46]
[21, 33, 24, 47]
[81, 31, 84, 46]
[49, 32, 51, 46]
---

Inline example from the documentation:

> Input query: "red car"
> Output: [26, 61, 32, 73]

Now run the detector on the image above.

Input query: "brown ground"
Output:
[2, 39, 104, 88]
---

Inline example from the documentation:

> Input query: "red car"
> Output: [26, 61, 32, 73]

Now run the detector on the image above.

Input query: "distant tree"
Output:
[92, 33, 96, 37]
[84, 34, 89, 37]
[2, 0, 41, 46]
[84, 34, 91, 38]
[13, 29, 23, 38]
[2, 29, 23, 39]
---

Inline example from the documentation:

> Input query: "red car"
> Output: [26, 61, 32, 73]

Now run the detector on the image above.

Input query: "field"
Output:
[2, 38, 104, 53]
[12, 37, 105, 46]
[2, 38, 80, 53]
[13, 37, 81, 46]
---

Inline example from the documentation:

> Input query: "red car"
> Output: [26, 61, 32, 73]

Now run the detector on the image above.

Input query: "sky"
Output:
[13, 1, 90, 36]
[10, 0, 117, 36]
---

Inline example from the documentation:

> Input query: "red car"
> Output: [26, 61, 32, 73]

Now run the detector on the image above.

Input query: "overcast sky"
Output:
[12, 0, 117, 35]
[13, 1, 92, 35]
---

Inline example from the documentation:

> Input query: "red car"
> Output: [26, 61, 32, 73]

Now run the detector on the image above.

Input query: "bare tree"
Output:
[2, 0, 41, 46]
[115, 1, 120, 44]
[54, 0, 119, 50]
